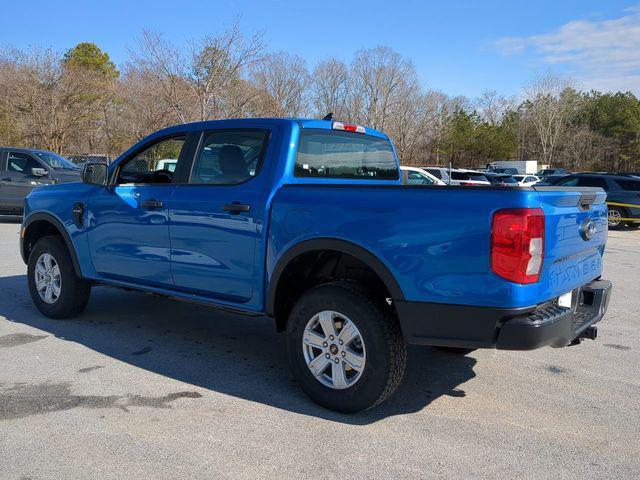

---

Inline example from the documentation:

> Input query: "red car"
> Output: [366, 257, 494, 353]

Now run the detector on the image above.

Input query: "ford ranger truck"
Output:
[20, 118, 612, 413]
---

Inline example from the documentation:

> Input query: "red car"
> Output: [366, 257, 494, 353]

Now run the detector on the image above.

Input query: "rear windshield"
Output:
[295, 129, 398, 180]
[451, 171, 488, 181]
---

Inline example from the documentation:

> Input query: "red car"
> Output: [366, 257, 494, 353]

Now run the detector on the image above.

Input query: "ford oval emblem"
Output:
[581, 218, 597, 241]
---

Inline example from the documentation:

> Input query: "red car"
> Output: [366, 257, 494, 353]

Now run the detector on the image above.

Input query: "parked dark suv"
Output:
[550, 173, 640, 230]
[0, 147, 81, 214]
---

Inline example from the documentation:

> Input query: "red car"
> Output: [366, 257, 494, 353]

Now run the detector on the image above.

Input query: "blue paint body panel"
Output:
[267, 185, 607, 308]
[22, 118, 608, 315]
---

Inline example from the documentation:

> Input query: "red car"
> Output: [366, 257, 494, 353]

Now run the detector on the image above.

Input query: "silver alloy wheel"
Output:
[35, 253, 62, 304]
[302, 310, 366, 390]
[608, 209, 622, 227]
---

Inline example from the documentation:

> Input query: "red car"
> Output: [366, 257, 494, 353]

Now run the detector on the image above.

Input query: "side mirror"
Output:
[82, 162, 108, 186]
[31, 167, 48, 177]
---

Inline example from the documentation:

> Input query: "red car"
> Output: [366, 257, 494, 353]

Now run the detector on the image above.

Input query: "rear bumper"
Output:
[396, 279, 612, 350]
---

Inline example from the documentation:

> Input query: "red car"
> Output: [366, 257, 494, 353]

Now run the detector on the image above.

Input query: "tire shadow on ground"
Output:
[0, 274, 476, 425]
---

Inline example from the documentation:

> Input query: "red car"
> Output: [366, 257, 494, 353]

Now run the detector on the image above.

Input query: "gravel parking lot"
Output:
[0, 217, 638, 479]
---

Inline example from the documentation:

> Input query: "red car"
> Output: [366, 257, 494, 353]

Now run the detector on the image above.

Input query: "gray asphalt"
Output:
[0, 217, 638, 479]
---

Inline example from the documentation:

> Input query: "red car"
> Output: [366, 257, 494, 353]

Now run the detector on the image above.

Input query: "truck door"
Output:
[0, 151, 7, 208]
[86, 133, 194, 287]
[2, 152, 50, 210]
[168, 128, 275, 309]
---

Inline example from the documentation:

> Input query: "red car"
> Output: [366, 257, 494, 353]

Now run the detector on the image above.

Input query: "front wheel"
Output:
[286, 282, 406, 413]
[28, 236, 91, 319]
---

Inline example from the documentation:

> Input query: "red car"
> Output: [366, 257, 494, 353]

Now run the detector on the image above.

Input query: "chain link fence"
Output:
[65, 154, 112, 166]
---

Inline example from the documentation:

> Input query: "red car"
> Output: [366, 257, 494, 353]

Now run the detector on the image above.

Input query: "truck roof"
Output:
[148, 118, 390, 140]
[0, 146, 57, 155]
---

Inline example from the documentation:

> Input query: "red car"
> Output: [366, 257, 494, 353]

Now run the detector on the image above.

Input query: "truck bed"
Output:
[268, 184, 608, 309]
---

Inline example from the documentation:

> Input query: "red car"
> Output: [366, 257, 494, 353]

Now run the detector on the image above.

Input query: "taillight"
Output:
[491, 208, 545, 284]
[332, 121, 366, 133]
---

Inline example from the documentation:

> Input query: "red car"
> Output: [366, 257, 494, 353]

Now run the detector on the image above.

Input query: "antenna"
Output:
[322, 112, 333, 121]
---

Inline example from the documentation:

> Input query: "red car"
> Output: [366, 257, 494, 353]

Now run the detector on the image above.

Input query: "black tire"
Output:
[27, 236, 91, 319]
[608, 207, 627, 230]
[286, 282, 406, 413]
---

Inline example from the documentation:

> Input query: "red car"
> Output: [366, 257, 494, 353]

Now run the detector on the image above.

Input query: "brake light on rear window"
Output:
[332, 121, 366, 133]
[491, 208, 545, 284]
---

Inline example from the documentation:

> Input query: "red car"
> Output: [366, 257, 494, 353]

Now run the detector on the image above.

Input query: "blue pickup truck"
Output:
[20, 118, 612, 412]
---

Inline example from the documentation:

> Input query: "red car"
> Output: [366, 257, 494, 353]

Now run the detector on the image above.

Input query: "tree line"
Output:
[1, 25, 639, 172]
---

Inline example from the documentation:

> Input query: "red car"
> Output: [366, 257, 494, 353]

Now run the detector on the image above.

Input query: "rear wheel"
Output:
[27, 236, 91, 319]
[286, 282, 406, 413]
[608, 207, 626, 230]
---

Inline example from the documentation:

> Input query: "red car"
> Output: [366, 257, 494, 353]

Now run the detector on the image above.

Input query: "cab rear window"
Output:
[295, 129, 398, 180]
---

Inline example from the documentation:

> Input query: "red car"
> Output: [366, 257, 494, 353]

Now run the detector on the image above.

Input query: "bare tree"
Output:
[0, 47, 106, 153]
[311, 58, 351, 120]
[116, 65, 176, 141]
[560, 125, 617, 172]
[129, 31, 192, 123]
[350, 47, 417, 131]
[475, 89, 513, 125]
[251, 52, 310, 117]
[186, 24, 263, 120]
[521, 72, 581, 165]
[383, 78, 425, 163]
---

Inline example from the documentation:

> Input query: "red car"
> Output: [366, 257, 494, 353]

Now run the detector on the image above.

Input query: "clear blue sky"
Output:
[1, 0, 638, 97]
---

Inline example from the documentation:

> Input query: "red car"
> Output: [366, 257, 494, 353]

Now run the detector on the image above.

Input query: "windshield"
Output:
[33, 151, 80, 170]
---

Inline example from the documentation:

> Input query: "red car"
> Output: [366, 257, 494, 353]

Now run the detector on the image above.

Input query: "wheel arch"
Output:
[21, 213, 82, 278]
[266, 238, 404, 329]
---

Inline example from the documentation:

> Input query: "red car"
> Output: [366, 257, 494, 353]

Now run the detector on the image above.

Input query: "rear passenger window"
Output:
[577, 177, 608, 190]
[556, 177, 579, 186]
[190, 130, 268, 185]
[614, 179, 640, 191]
[295, 129, 398, 180]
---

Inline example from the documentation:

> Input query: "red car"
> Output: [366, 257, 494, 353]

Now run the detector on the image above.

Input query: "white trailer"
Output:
[488, 160, 538, 174]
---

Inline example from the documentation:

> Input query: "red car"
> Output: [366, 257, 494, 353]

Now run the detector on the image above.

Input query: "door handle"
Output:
[140, 199, 164, 209]
[222, 202, 251, 213]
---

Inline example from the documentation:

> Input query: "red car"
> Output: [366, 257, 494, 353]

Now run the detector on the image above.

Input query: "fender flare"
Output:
[21, 213, 83, 278]
[265, 238, 404, 317]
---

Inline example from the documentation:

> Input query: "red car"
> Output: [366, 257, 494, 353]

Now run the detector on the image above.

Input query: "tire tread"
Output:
[287, 280, 406, 412]
[28, 235, 91, 319]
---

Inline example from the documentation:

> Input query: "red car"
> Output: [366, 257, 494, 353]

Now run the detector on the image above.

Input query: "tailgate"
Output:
[535, 186, 608, 300]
